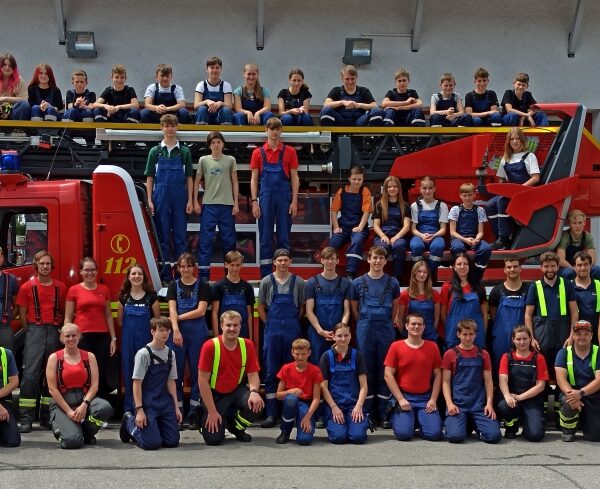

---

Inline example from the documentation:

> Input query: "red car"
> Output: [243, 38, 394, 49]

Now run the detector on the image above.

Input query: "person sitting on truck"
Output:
[486, 127, 540, 250]
[0, 346, 21, 447]
[17, 250, 67, 434]
[0, 52, 31, 120]
[277, 68, 313, 126]
[233, 63, 274, 126]
[557, 210, 600, 280]
[92, 64, 140, 123]
[194, 56, 234, 125]
[329, 165, 373, 280]
[501, 72, 548, 127]
[117, 264, 161, 414]
[140, 63, 190, 124]
[320, 64, 383, 126]
[64, 257, 117, 400]
[194, 130, 239, 283]
[27, 63, 64, 122]
[0, 247, 19, 352]
[62, 70, 96, 123]
[46, 323, 114, 449]
[145, 113, 194, 283]
[381, 68, 426, 127]
[464, 67, 502, 127]
[429, 73, 473, 127]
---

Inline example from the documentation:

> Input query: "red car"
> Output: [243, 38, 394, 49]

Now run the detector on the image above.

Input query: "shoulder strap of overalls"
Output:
[32, 282, 42, 324]
[2, 273, 10, 324]
[81, 349, 91, 393]
[56, 349, 66, 393]
[379, 275, 392, 305]
[328, 349, 336, 374]
[145, 345, 166, 364]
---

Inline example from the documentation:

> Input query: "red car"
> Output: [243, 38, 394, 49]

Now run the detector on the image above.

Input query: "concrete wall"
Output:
[3, 0, 600, 110]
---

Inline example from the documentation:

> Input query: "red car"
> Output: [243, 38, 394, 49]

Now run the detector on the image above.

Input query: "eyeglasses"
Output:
[82, 268, 97, 273]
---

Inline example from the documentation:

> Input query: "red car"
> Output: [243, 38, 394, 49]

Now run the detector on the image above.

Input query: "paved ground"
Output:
[1, 424, 599, 489]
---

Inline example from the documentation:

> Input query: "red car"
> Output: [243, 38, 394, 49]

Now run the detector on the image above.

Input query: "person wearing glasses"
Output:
[64, 257, 116, 399]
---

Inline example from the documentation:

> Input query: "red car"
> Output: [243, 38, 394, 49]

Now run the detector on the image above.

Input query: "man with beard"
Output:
[488, 256, 530, 374]
[525, 252, 578, 375]
[572, 251, 600, 345]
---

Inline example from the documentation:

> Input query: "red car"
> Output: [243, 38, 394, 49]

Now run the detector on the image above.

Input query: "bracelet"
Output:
[250, 388, 259, 394]
[330, 404, 337, 409]
[111, 337, 117, 341]
[82, 399, 90, 406]
[135, 405, 144, 411]
[251, 199, 258, 203]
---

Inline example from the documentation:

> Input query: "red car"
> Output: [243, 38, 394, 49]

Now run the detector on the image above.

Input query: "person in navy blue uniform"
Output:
[145, 114, 194, 283]
[464, 67, 502, 127]
[525, 251, 578, 376]
[117, 264, 160, 414]
[497, 325, 548, 441]
[211, 250, 255, 339]
[488, 256, 529, 375]
[305, 247, 351, 365]
[277, 68, 313, 126]
[62, 70, 96, 122]
[320, 65, 383, 126]
[351, 246, 401, 428]
[555, 320, 600, 442]
[486, 127, 540, 250]
[441, 253, 488, 351]
[501, 72, 548, 127]
[373, 176, 411, 282]
[166, 253, 211, 429]
[381, 69, 426, 127]
[572, 252, 600, 345]
[194, 56, 234, 125]
[0, 346, 20, 447]
[233, 63, 274, 126]
[409, 176, 449, 278]
[258, 249, 305, 428]
[140, 64, 190, 124]
[120, 317, 182, 450]
[429, 73, 472, 127]
[320, 323, 369, 444]
[442, 319, 501, 444]
[92, 64, 140, 123]
[448, 182, 491, 281]
[329, 166, 373, 279]
[250, 117, 300, 278]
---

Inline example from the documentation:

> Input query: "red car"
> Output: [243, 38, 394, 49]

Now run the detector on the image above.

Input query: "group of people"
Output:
[1, 51, 548, 128]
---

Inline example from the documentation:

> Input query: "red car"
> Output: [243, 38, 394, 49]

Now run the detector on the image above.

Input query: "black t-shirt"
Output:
[501, 89, 537, 113]
[464, 90, 499, 110]
[211, 277, 255, 306]
[66, 89, 97, 107]
[326, 86, 375, 104]
[384, 88, 420, 102]
[99, 85, 137, 106]
[119, 291, 159, 308]
[319, 347, 367, 379]
[488, 282, 530, 309]
[277, 87, 313, 110]
[28, 86, 64, 110]
[166, 279, 211, 304]
[372, 200, 411, 221]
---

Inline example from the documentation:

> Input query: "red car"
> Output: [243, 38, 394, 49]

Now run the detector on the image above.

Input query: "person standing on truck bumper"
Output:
[250, 117, 299, 278]
[145, 114, 194, 284]
[17, 250, 67, 433]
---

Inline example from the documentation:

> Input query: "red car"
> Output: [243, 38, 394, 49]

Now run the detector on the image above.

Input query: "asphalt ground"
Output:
[2, 423, 599, 489]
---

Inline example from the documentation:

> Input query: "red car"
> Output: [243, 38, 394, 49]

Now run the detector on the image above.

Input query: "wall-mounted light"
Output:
[66, 31, 97, 58]
[343, 38, 373, 65]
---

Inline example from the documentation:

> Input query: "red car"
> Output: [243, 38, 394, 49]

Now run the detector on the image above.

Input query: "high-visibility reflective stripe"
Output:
[559, 410, 579, 429]
[87, 415, 104, 427]
[19, 398, 37, 408]
[566, 344, 598, 386]
[504, 417, 519, 427]
[209, 337, 247, 389]
[40, 396, 53, 406]
[0, 347, 7, 386]
[595, 280, 600, 313]
[536, 278, 567, 317]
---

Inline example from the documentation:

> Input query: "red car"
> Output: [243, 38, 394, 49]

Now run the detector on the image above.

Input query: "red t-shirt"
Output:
[399, 289, 441, 307]
[198, 336, 260, 394]
[16, 277, 67, 325]
[442, 345, 492, 375]
[66, 283, 111, 333]
[498, 351, 550, 380]
[277, 362, 323, 400]
[249, 142, 299, 178]
[384, 340, 441, 394]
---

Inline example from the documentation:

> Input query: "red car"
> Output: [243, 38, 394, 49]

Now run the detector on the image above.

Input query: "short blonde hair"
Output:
[292, 338, 310, 351]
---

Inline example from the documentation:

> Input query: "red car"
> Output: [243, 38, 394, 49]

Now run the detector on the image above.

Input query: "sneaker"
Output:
[491, 123, 502, 127]
[260, 416, 277, 428]
[19, 423, 32, 434]
[119, 412, 132, 443]
[561, 433, 576, 442]
[53, 429, 61, 441]
[276, 431, 291, 444]
[379, 419, 392, 429]
[185, 412, 199, 431]
[504, 429, 517, 439]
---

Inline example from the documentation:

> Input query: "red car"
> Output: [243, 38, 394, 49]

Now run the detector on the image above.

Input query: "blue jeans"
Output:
[62, 107, 94, 122]
[10, 101, 31, 120]
[31, 105, 60, 121]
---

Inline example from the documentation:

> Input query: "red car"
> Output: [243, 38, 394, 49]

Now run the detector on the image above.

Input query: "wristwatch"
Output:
[580, 388, 586, 398]
[250, 388, 259, 394]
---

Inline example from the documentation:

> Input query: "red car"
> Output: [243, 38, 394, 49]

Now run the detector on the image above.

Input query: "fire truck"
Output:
[0, 102, 598, 356]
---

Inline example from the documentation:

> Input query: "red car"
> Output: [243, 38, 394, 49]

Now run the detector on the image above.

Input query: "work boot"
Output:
[276, 430, 291, 444]
[260, 416, 277, 428]
[504, 428, 517, 439]
[491, 237, 511, 250]
[185, 410, 199, 431]
[19, 423, 32, 434]
[120, 412, 132, 443]
[561, 433, 576, 442]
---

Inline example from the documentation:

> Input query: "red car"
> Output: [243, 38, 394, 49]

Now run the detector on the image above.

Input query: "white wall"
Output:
[3, 0, 600, 109]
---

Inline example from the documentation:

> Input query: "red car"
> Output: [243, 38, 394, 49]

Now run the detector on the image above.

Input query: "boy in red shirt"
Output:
[197, 310, 263, 445]
[275, 338, 323, 445]
[384, 312, 442, 441]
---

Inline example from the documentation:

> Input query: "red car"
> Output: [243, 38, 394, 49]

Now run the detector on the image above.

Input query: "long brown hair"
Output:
[503, 127, 526, 161]
[241, 63, 264, 103]
[408, 260, 433, 300]
[377, 176, 405, 222]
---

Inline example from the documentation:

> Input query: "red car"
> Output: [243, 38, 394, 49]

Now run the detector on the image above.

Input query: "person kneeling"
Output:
[119, 317, 182, 450]
[198, 310, 263, 445]
[46, 323, 114, 449]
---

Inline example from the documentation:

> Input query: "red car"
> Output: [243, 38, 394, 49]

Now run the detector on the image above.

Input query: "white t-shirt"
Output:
[410, 199, 449, 223]
[496, 151, 540, 181]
